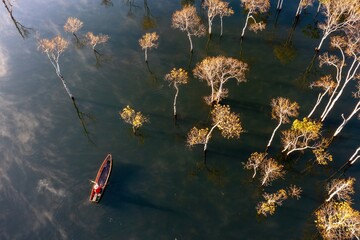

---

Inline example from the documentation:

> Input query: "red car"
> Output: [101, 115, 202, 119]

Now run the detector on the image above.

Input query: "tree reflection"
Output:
[273, 18, 298, 64]
[142, 0, 156, 30]
[101, 0, 114, 7]
[72, 99, 96, 145]
[2, 0, 32, 39]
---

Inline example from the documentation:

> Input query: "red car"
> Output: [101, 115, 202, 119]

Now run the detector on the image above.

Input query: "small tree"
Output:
[260, 158, 285, 186]
[218, 1, 234, 37]
[244, 152, 267, 178]
[139, 32, 159, 62]
[256, 189, 288, 216]
[316, 0, 360, 51]
[308, 75, 336, 119]
[120, 105, 149, 134]
[164, 68, 189, 118]
[257, 186, 302, 216]
[85, 32, 110, 53]
[326, 177, 355, 202]
[38, 35, 74, 100]
[315, 201, 360, 239]
[267, 97, 299, 149]
[193, 56, 248, 105]
[240, 0, 270, 38]
[171, 5, 206, 52]
[64, 17, 83, 42]
[187, 104, 244, 153]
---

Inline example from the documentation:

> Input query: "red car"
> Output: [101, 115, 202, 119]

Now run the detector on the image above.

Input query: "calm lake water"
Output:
[0, 0, 359, 239]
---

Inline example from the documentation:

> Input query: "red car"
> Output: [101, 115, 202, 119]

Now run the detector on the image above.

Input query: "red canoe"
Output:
[89, 154, 112, 203]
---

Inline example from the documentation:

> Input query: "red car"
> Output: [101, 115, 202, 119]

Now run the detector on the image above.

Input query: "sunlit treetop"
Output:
[271, 97, 300, 123]
[211, 104, 244, 139]
[291, 117, 322, 138]
[85, 32, 110, 49]
[38, 35, 69, 55]
[164, 68, 189, 86]
[64, 17, 83, 34]
[139, 32, 159, 50]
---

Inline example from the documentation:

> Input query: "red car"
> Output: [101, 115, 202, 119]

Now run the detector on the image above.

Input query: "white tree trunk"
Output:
[333, 101, 360, 137]
[241, 11, 252, 38]
[208, 16, 212, 35]
[144, 48, 148, 62]
[220, 17, 223, 37]
[267, 117, 283, 148]
[173, 84, 179, 117]
[187, 32, 193, 52]
[295, 0, 303, 16]
[349, 147, 360, 165]
[204, 123, 219, 152]
[308, 90, 329, 118]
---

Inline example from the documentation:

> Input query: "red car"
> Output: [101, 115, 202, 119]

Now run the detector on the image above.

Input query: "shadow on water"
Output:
[103, 162, 180, 214]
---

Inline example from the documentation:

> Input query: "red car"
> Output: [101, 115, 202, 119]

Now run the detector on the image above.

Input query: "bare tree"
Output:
[326, 177, 355, 202]
[240, 0, 270, 38]
[38, 35, 74, 100]
[85, 32, 110, 54]
[243, 152, 267, 178]
[120, 105, 149, 134]
[187, 104, 244, 153]
[164, 68, 189, 118]
[193, 56, 248, 105]
[319, 35, 360, 122]
[267, 97, 299, 149]
[315, 201, 360, 240]
[308, 75, 337, 118]
[316, 0, 360, 51]
[260, 158, 285, 186]
[139, 32, 159, 62]
[171, 5, 206, 52]
[287, 185, 302, 199]
[64, 17, 83, 42]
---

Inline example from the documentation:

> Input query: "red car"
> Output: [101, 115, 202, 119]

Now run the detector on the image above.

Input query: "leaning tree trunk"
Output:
[267, 117, 283, 148]
[333, 101, 360, 137]
[144, 48, 148, 62]
[241, 11, 252, 38]
[203, 123, 219, 152]
[308, 89, 330, 118]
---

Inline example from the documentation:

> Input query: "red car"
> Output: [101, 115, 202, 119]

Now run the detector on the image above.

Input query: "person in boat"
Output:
[94, 183, 102, 194]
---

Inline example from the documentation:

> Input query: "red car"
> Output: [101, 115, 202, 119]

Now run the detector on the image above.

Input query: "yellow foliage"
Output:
[119, 105, 148, 133]
[164, 68, 189, 85]
[292, 117, 322, 136]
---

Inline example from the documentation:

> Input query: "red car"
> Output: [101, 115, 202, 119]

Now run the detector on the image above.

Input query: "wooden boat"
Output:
[89, 154, 112, 203]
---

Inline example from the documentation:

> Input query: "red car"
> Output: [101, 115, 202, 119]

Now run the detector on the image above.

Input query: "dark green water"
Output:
[0, 0, 359, 239]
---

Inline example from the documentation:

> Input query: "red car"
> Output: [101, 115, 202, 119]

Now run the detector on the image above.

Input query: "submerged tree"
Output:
[193, 56, 248, 105]
[333, 80, 360, 137]
[164, 68, 189, 119]
[260, 158, 285, 186]
[120, 105, 149, 134]
[316, 0, 359, 51]
[295, 0, 314, 17]
[256, 189, 288, 216]
[326, 177, 355, 202]
[139, 32, 159, 62]
[202, 0, 233, 36]
[240, 0, 270, 38]
[218, 1, 234, 37]
[187, 104, 243, 154]
[64, 17, 83, 42]
[318, 35, 360, 122]
[267, 97, 299, 149]
[281, 118, 332, 164]
[85, 32, 110, 54]
[257, 187, 302, 216]
[315, 201, 360, 240]
[308, 75, 337, 119]
[244, 152, 267, 178]
[38, 35, 74, 100]
[171, 5, 206, 52]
